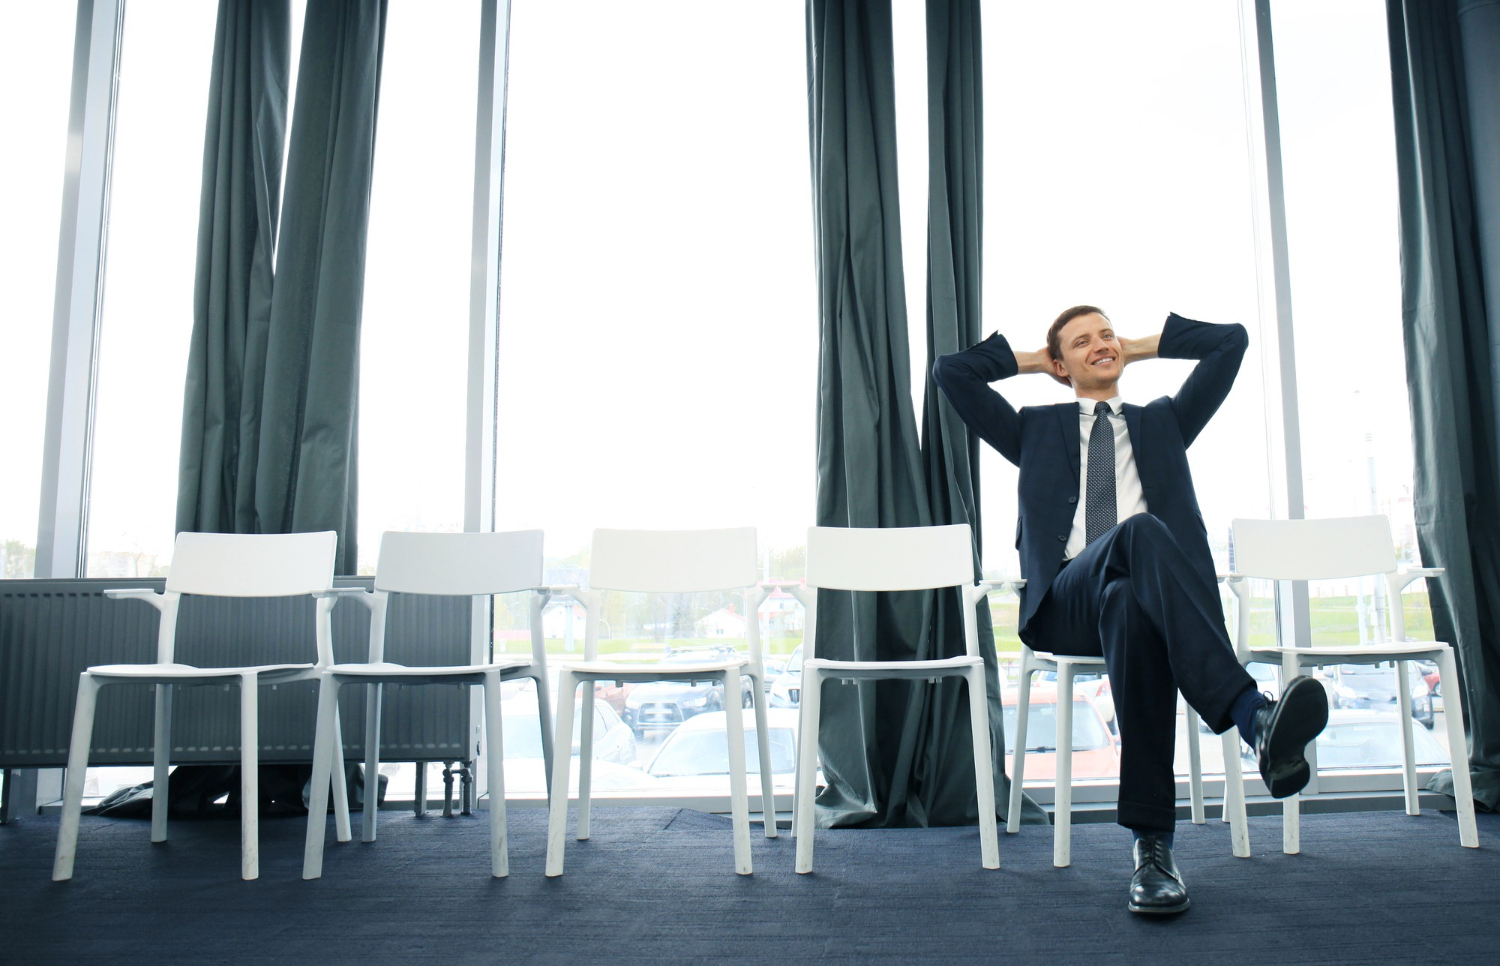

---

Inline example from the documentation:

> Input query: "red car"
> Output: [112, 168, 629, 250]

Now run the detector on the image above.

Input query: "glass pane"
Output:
[86, 2, 218, 576]
[1273, 0, 1431, 630]
[0, 4, 76, 577]
[495, 0, 814, 794]
[355, 0, 480, 573]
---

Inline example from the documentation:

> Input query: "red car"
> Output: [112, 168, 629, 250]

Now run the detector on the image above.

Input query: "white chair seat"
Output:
[566, 657, 748, 678]
[804, 654, 980, 678]
[326, 658, 530, 678]
[1246, 642, 1451, 660]
[86, 662, 315, 681]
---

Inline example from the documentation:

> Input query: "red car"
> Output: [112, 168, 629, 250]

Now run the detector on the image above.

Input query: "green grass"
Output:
[496, 594, 1434, 660]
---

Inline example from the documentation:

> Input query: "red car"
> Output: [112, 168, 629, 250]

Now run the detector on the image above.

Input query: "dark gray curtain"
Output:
[1388, 0, 1500, 810]
[806, 0, 1014, 828]
[254, 0, 387, 574]
[921, 0, 1043, 826]
[177, 0, 291, 538]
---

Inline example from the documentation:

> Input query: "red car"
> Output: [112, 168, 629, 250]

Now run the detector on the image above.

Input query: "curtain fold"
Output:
[177, 0, 291, 538]
[921, 0, 1043, 826]
[806, 0, 1013, 828]
[1387, 0, 1500, 810]
[254, 0, 388, 574]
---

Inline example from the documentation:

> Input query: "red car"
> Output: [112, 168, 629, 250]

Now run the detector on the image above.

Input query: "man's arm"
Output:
[933, 331, 1035, 465]
[1159, 312, 1249, 446]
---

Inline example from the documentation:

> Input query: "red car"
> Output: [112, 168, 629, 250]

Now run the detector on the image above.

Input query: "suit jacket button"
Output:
[1067, 496, 1078, 504]
[1057, 534, 1066, 542]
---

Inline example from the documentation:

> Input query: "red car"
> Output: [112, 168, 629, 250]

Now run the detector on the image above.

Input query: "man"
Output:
[933, 306, 1328, 916]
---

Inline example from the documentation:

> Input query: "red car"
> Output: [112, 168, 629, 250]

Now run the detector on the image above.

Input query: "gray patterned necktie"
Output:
[1085, 401, 1117, 545]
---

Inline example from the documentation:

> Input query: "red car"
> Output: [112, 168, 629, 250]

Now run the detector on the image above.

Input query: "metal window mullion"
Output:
[466, 0, 512, 803]
[36, 0, 124, 581]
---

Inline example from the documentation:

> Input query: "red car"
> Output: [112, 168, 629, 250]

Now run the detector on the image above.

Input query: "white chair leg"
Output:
[530, 668, 555, 798]
[966, 665, 1000, 870]
[303, 675, 343, 879]
[1007, 662, 1034, 835]
[239, 673, 260, 880]
[751, 684, 778, 839]
[1436, 648, 1479, 847]
[1221, 729, 1250, 857]
[1281, 653, 1302, 855]
[723, 667, 752, 875]
[1186, 706, 1205, 824]
[363, 680, 384, 842]
[482, 672, 508, 877]
[1395, 660, 1420, 816]
[577, 677, 596, 841]
[545, 669, 580, 877]
[794, 669, 822, 874]
[1054, 663, 1075, 869]
[151, 682, 174, 843]
[1283, 793, 1300, 854]
[331, 704, 351, 843]
[53, 674, 101, 881]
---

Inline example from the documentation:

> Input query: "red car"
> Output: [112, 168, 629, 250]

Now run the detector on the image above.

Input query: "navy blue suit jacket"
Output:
[933, 313, 1248, 639]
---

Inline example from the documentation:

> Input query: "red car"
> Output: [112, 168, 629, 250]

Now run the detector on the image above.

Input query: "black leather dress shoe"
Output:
[1128, 835, 1190, 915]
[1254, 675, 1329, 798]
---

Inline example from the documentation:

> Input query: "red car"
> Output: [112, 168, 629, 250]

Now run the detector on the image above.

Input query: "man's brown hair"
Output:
[1047, 305, 1110, 363]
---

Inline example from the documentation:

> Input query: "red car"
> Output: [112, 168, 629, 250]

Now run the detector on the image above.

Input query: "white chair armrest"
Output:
[315, 586, 380, 611]
[1389, 567, 1443, 593]
[103, 588, 173, 612]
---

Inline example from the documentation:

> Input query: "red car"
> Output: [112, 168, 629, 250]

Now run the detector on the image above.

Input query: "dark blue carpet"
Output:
[1, 805, 1495, 964]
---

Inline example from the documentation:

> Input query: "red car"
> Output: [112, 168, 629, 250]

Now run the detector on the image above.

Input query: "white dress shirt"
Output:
[1064, 395, 1149, 560]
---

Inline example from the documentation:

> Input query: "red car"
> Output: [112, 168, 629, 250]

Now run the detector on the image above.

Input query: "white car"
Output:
[644, 708, 802, 793]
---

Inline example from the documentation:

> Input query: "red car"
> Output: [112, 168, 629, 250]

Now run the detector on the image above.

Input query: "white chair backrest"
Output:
[1232, 515, 1396, 581]
[805, 525, 975, 591]
[165, 531, 338, 597]
[588, 528, 758, 592]
[374, 530, 545, 596]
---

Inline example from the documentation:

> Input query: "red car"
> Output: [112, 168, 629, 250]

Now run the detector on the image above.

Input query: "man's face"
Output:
[1052, 312, 1122, 391]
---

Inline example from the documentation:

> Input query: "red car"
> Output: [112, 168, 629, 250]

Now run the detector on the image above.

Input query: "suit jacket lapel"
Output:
[1058, 403, 1080, 484]
[1123, 403, 1145, 486]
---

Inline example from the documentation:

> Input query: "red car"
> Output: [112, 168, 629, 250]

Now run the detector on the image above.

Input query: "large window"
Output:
[494, 0, 815, 794]
[85, 2, 218, 577]
[0, 5, 76, 577]
[355, 0, 481, 573]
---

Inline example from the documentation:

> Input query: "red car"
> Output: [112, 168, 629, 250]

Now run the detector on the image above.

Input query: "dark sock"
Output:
[1132, 828, 1173, 849]
[1230, 684, 1268, 744]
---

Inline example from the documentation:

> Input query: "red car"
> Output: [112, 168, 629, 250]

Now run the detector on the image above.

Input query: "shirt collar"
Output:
[1076, 395, 1125, 416]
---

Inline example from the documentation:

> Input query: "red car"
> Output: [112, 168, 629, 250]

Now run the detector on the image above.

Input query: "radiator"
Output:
[0, 579, 473, 767]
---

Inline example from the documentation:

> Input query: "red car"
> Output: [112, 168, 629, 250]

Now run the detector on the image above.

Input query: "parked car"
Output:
[496, 689, 650, 795]
[644, 708, 801, 792]
[502, 691, 638, 766]
[1327, 662, 1435, 729]
[1001, 685, 1120, 781]
[769, 644, 804, 708]
[1035, 668, 1115, 732]
[622, 649, 756, 736]
[1239, 708, 1448, 770]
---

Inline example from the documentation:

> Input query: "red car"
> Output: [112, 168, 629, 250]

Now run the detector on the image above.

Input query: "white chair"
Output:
[1220, 515, 1478, 853]
[545, 527, 777, 877]
[1004, 578, 1220, 867]
[790, 524, 1000, 874]
[303, 530, 552, 879]
[53, 531, 347, 881]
